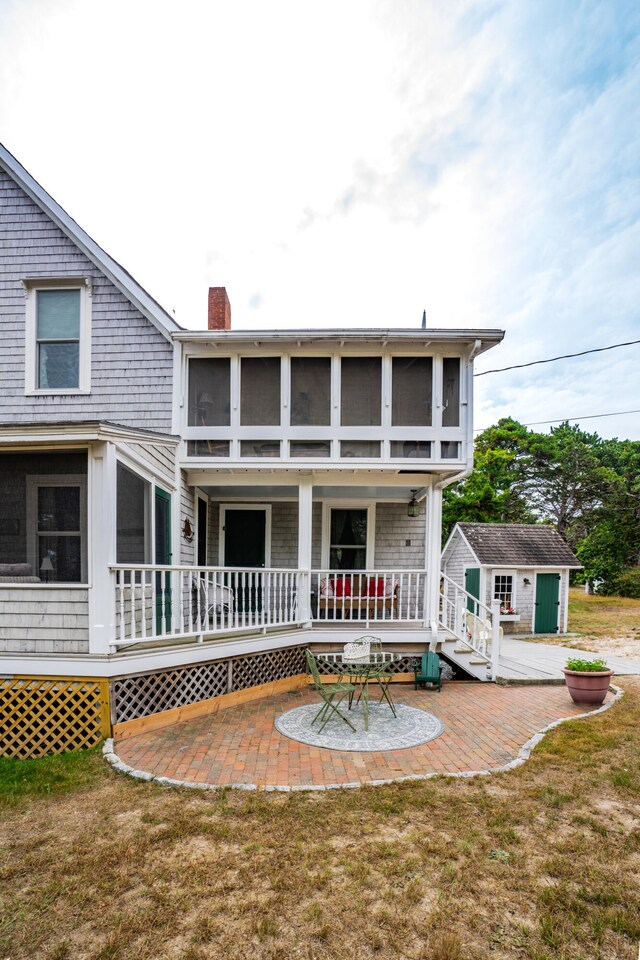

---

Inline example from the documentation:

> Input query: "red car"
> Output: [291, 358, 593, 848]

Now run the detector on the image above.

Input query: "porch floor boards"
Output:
[114, 682, 608, 789]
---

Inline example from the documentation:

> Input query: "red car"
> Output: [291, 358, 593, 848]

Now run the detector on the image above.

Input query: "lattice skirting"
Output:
[111, 645, 308, 724]
[0, 676, 111, 759]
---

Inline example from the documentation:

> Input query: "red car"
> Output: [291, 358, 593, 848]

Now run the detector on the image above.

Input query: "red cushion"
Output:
[367, 577, 385, 597]
[330, 577, 352, 598]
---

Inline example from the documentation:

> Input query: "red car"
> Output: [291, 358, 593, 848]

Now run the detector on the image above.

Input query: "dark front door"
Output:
[534, 573, 560, 633]
[224, 509, 266, 612]
[155, 488, 172, 633]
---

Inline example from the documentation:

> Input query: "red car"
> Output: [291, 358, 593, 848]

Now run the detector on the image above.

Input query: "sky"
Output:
[0, 0, 638, 440]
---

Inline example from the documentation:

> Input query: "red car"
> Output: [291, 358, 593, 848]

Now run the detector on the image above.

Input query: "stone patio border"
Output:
[102, 683, 624, 792]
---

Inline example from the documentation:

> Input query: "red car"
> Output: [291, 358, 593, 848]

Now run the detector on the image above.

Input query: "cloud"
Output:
[0, 0, 637, 437]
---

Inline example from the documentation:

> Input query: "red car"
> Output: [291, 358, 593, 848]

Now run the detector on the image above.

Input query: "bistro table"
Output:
[316, 652, 402, 732]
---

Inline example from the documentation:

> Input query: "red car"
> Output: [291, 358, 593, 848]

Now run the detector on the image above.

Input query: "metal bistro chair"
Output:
[368, 636, 397, 717]
[305, 649, 357, 733]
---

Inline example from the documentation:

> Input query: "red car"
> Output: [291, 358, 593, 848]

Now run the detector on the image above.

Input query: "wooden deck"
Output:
[496, 638, 640, 682]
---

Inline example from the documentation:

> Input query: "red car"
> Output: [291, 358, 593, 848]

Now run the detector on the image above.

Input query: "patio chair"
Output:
[198, 576, 234, 627]
[305, 649, 357, 733]
[414, 651, 443, 691]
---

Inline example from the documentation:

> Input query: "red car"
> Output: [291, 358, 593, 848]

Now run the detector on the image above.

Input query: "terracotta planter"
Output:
[562, 668, 613, 705]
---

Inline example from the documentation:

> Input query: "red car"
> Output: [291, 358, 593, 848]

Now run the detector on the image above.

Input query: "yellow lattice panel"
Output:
[0, 676, 110, 759]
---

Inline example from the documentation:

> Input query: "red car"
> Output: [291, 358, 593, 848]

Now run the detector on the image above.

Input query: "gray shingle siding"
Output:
[0, 170, 174, 432]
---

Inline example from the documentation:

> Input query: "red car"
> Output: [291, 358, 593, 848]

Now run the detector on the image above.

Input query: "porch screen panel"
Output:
[116, 464, 149, 563]
[392, 357, 432, 425]
[340, 358, 381, 425]
[442, 358, 460, 427]
[330, 509, 367, 570]
[188, 358, 230, 426]
[290, 357, 331, 425]
[0, 451, 87, 583]
[240, 358, 281, 425]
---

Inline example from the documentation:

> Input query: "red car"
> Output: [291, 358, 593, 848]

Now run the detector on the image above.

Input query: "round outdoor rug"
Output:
[274, 702, 444, 752]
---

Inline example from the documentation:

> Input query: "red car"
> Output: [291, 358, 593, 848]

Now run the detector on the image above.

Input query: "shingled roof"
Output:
[457, 523, 580, 567]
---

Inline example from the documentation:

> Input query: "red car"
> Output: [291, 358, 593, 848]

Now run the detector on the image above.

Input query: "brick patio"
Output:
[113, 681, 613, 789]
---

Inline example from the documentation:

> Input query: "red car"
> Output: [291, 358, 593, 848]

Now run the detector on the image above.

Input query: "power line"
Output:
[474, 407, 640, 433]
[474, 338, 640, 376]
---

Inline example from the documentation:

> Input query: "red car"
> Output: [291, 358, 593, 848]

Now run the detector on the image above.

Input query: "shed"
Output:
[441, 523, 581, 634]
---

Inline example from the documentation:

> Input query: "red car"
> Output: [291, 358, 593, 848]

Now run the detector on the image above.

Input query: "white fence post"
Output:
[490, 599, 501, 681]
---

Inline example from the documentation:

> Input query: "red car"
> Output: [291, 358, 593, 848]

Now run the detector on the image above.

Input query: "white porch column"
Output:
[87, 441, 117, 655]
[297, 478, 313, 626]
[423, 482, 443, 637]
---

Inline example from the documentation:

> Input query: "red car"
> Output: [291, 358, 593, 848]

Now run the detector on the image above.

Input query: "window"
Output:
[493, 573, 515, 610]
[329, 508, 368, 570]
[188, 358, 230, 426]
[116, 463, 150, 563]
[442, 357, 460, 427]
[290, 357, 331, 425]
[390, 440, 431, 458]
[240, 357, 281, 425]
[340, 357, 381, 425]
[24, 280, 91, 393]
[392, 357, 432, 425]
[26, 474, 87, 582]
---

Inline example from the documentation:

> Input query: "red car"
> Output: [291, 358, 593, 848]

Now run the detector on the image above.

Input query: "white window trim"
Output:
[23, 277, 92, 395]
[26, 474, 88, 583]
[492, 569, 516, 609]
[219, 504, 272, 567]
[321, 501, 376, 570]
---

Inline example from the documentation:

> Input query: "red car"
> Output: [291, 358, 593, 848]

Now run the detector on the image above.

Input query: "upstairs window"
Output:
[290, 357, 331, 425]
[24, 280, 91, 394]
[240, 357, 281, 425]
[188, 358, 231, 426]
[442, 357, 461, 426]
[392, 357, 432, 425]
[341, 357, 381, 426]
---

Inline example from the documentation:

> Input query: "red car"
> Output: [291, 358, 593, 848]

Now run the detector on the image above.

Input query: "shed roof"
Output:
[457, 523, 580, 567]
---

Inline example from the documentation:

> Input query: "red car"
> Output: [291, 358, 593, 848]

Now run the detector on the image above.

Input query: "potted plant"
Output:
[562, 657, 613, 705]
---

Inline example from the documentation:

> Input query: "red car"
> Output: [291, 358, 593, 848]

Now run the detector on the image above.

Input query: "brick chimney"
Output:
[208, 287, 231, 330]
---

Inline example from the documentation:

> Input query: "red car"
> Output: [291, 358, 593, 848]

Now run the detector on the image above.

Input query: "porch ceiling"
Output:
[199, 484, 424, 501]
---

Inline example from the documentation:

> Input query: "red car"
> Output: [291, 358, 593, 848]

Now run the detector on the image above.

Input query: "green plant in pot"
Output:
[562, 657, 613, 706]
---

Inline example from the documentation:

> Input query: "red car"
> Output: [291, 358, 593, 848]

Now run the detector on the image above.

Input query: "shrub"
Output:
[599, 569, 640, 599]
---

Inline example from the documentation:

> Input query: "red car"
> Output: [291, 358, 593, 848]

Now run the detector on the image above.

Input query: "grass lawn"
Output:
[529, 588, 640, 659]
[1, 680, 640, 959]
[568, 588, 640, 638]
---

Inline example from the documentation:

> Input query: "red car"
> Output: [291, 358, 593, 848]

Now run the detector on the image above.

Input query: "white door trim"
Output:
[219, 503, 272, 567]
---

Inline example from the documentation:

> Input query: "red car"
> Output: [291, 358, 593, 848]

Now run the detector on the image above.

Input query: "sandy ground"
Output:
[540, 632, 640, 660]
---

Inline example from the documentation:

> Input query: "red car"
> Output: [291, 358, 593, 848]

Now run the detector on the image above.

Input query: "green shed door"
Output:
[465, 567, 481, 613]
[534, 573, 560, 633]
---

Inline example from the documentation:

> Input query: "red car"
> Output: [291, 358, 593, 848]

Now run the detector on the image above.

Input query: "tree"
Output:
[523, 423, 620, 547]
[442, 418, 533, 540]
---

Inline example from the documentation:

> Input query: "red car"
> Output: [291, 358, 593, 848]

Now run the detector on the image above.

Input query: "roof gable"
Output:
[0, 143, 181, 341]
[456, 523, 580, 567]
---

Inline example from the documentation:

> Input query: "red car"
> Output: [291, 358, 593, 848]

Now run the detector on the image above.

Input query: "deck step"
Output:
[453, 646, 473, 655]
[469, 657, 489, 665]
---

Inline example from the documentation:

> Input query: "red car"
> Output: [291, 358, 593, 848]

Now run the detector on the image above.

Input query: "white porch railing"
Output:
[111, 565, 302, 648]
[311, 570, 425, 623]
[110, 565, 431, 648]
[440, 571, 501, 674]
